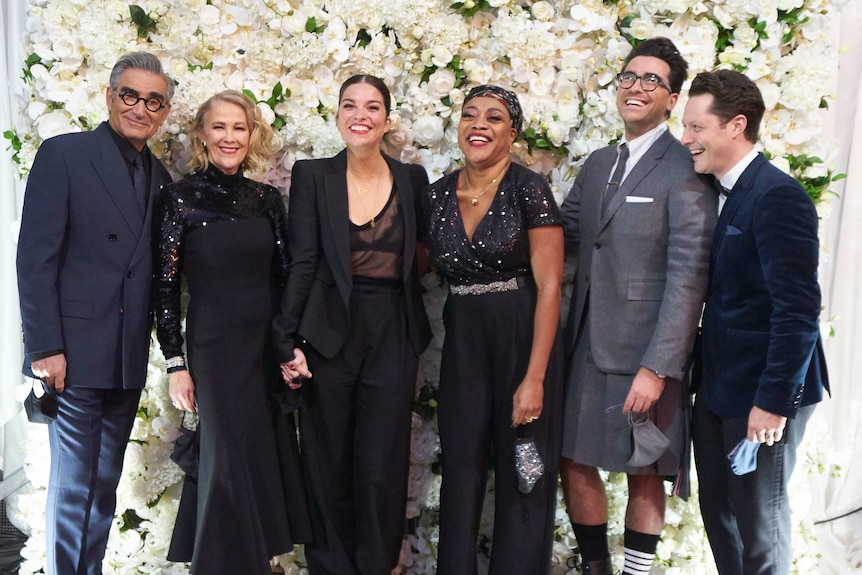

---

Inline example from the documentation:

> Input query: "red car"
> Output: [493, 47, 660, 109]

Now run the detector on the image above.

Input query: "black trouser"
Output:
[301, 280, 418, 575]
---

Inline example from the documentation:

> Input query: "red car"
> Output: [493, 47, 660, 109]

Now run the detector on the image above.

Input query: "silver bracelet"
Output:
[165, 356, 186, 369]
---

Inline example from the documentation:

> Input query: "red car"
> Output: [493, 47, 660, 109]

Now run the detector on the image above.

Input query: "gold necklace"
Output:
[464, 162, 509, 206]
[348, 164, 384, 228]
[348, 163, 384, 195]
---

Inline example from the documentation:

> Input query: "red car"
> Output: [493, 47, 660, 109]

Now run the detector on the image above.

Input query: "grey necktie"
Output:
[602, 143, 629, 213]
[132, 155, 147, 215]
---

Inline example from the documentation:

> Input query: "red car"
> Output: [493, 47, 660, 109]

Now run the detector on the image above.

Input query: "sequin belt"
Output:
[449, 276, 529, 296]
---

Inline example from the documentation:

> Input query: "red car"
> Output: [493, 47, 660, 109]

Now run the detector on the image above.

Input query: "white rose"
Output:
[199, 4, 220, 27]
[531, 1, 555, 21]
[412, 114, 444, 147]
[627, 18, 654, 40]
[426, 68, 456, 100]
[257, 103, 276, 126]
[35, 110, 78, 140]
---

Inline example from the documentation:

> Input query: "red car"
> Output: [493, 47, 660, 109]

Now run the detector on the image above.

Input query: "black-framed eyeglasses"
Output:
[112, 89, 167, 112]
[616, 71, 673, 93]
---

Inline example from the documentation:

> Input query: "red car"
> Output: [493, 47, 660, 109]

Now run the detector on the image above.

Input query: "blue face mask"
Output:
[727, 438, 761, 475]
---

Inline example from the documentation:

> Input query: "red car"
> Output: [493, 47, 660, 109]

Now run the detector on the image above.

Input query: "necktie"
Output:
[132, 155, 147, 215]
[602, 143, 629, 214]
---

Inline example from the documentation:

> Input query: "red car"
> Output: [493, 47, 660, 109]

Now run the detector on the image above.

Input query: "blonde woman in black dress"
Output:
[154, 90, 310, 574]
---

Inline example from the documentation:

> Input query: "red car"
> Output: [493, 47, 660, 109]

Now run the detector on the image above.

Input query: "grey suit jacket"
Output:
[560, 129, 717, 380]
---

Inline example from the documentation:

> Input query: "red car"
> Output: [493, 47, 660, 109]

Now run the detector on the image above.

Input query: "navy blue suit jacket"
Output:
[17, 122, 171, 389]
[699, 153, 828, 419]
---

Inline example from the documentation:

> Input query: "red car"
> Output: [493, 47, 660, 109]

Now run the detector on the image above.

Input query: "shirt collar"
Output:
[719, 148, 759, 192]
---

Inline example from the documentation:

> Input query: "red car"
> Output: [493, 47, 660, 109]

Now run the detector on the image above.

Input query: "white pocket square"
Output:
[626, 196, 654, 203]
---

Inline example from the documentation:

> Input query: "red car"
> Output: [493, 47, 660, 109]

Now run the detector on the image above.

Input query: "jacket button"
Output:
[594, 242, 601, 249]
[127, 271, 133, 278]
[119, 308, 124, 314]
[108, 233, 118, 241]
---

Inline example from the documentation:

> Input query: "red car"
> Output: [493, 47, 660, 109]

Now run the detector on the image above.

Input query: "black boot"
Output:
[582, 556, 614, 575]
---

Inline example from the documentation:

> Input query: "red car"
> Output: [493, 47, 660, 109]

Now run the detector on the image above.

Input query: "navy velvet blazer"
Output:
[698, 153, 829, 419]
[17, 122, 171, 389]
[272, 150, 432, 362]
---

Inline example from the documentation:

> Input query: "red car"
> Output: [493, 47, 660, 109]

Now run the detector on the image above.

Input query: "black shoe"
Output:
[582, 556, 614, 575]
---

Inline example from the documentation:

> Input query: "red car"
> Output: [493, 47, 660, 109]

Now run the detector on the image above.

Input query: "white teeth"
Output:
[468, 135, 490, 143]
[351, 125, 370, 132]
[625, 99, 644, 107]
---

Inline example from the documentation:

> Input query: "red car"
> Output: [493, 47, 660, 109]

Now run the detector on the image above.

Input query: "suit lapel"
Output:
[598, 130, 673, 233]
[709, 153, 766, 266]
[92, 124, 142, 239]
[323, 150, 353, 304]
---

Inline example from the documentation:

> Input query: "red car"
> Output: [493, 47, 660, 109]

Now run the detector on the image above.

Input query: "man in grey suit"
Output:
[16, 52, 172, 574]
[559, 38, 716, 575]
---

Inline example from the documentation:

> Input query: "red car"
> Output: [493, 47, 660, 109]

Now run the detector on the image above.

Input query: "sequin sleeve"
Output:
[153, 184, 187, 361]
[266, 186, 290, 290]
[516, 168, 562, 229]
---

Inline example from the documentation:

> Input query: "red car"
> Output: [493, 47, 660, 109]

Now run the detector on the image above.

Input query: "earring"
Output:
[202, 141, 207, 147]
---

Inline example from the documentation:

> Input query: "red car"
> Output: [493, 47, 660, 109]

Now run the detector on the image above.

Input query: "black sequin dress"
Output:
[419, 162, 564, 575]
[154, 166, 311, 574]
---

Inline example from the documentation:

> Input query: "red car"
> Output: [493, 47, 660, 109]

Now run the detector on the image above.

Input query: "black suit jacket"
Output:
[699, 153, 829, 418]
[272, 150, 432, 361]
[17, 122, 171, 389]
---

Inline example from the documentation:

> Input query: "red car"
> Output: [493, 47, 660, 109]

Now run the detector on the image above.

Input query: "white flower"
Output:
[531, 1, 555, 21]
[426, 69, 456, 100]
[35, 110, 79, 140]
[412, 114, 444, 147]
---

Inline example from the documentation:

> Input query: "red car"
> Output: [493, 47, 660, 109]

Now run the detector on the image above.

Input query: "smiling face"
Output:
[336, 82, 391, 149]
[105, 68, 171, 151]
[458, 96, 518, 168]
[200, 100, 250, 175]
[616, 55, 678, 140]
[681, 93, 751, 179]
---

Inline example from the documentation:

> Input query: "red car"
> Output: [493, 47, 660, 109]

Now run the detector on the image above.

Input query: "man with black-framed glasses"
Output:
[17, 52, 173, 575]
[559, 37, 716, 575]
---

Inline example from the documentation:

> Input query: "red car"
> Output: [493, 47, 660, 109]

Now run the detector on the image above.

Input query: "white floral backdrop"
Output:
[3, 0, 849, 573]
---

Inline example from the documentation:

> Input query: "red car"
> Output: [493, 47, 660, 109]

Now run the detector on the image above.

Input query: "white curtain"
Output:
[0, 0, 31, 502]
[811, 2, 862, 571]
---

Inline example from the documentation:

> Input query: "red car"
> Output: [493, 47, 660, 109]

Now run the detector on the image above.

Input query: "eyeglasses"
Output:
[112, 89, 167, 112]
[616, 71, 673, 93]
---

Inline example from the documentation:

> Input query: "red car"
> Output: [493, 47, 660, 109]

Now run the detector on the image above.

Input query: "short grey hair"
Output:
[109, 52, 174, 103]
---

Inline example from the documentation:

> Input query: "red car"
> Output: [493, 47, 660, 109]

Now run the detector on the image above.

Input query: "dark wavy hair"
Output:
[689, 70, 765, 143]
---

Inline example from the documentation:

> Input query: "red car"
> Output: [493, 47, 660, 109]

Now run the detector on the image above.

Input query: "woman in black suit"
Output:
[272, 74, 432, 575]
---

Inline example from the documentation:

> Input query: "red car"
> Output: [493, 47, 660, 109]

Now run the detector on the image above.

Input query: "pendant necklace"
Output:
[348, 163, 384, 228]
[464, 162, 509, 207]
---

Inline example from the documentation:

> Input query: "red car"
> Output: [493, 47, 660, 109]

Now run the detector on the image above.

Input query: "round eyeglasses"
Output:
[112, 89, 167, 112]
[616, 71, 673, 93]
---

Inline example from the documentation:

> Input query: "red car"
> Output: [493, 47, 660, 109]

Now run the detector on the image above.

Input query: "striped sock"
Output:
[622, 528, 659, 575]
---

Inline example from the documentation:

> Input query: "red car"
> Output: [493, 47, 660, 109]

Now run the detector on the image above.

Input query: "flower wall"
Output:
[7, 0, 844, 573]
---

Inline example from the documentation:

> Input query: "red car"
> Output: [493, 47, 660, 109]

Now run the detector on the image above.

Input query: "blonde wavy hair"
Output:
[187, 90, 275, 174]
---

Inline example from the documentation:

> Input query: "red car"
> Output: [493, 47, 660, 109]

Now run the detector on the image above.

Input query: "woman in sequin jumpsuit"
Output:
[154, 90, 311, 574]
[419, 85, 565, 575]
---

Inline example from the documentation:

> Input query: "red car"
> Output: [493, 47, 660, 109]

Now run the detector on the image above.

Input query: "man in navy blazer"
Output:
[559, 38, 716, 575]
[682, 70, 829, 575]
[16, 52, 172, 575]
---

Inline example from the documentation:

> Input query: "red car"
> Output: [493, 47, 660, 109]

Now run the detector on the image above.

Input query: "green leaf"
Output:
[129, 5, 157, 40]
[242, 89, 258, 103]
[305, 16, 317, 33]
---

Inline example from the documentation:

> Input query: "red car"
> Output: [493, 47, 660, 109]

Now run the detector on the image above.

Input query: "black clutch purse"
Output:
[170, 411, 199, 480]
[24, 380, 58, 424]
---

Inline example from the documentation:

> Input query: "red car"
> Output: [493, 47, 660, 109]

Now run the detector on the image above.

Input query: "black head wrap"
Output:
[463, 85, 524, 134]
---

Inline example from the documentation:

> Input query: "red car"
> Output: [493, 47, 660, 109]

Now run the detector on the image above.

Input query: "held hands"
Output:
[31, 353, 67, 393]
[511, 374, 544, 428]
[748, 406, 787, 446]
[280, 348, 312, 390]
[169, 370, 196, 412]
[623, 367, 666, 414]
